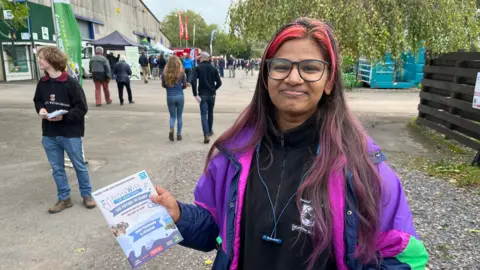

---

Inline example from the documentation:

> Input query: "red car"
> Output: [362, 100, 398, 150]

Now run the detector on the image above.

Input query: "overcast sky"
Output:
[143, 0, 231, 30]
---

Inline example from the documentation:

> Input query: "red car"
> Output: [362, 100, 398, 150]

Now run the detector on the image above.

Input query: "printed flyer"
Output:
[92, 171, 183, 268]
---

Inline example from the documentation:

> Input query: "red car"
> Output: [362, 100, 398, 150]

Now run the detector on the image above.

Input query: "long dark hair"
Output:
[206, 17, 382, 268]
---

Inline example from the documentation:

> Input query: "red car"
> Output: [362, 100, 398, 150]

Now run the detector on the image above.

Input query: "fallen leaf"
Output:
[205, 259, 213, 265]
[74, 248, 85, 253]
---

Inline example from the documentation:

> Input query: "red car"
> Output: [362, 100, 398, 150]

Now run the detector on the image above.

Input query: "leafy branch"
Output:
[228, 0, 480, 61]
[0, 0, 29, 38]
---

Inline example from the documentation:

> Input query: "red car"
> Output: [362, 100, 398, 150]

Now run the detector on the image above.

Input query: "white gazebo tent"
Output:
[153, 43, 174, 54]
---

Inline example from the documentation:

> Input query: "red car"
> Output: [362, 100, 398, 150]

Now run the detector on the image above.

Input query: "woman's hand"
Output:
[150, 186, 181, 223]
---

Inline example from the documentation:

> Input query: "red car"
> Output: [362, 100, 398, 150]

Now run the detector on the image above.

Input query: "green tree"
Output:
[214, 32, 251, 57]
[161, 10, 212, 50]
[0, 0, 29, 39]
[228, 0, 480, 60]
[161, 9, 253, 58]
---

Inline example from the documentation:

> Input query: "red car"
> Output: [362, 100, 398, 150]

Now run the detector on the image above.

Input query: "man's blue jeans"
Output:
[110, 66, 116, 79]
[185, 68, 192, 83]
[200, 95, 215, 136]
[42, 136, 92, 201]
[167, 95, 185, 135]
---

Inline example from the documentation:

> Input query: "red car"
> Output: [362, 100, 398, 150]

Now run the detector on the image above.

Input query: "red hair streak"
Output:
[266, 25, 305, 58]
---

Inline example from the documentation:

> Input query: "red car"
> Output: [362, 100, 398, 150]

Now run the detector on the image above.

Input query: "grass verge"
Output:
[407, 118, 480, 187]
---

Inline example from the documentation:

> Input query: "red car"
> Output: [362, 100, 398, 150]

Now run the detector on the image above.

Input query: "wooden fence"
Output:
[418, 51, 480, 165]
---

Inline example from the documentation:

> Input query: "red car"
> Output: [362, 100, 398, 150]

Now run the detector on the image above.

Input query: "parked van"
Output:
[81, 41, 94, 78]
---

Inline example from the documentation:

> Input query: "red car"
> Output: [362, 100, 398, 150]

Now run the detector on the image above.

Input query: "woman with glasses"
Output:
[151, 18, 428, 269]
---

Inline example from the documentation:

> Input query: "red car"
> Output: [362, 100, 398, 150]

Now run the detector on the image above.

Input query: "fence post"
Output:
[473, 150, 480, 167]
[418, 49, 432, 121]
[445, 56, 463, 140]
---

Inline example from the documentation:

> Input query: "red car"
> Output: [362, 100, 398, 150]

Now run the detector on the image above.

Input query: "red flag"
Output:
[178, 11, 184, 40]
[185, 15, 189, 41]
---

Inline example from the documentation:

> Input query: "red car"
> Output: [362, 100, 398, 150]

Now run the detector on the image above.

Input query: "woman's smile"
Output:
[279, 89, 309, 98]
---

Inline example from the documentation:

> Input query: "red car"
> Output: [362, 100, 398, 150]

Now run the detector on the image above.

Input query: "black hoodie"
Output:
[33, 72, 88, 138]
[239, 113, 337, 270]
[191, 61, 222, 97]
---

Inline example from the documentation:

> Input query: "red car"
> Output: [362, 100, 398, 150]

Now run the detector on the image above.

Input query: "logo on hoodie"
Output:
[50, 94, 55, 102]
[292, 199, 314, 235]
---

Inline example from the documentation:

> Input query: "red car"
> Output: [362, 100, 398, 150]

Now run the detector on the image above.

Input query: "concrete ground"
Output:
[0, 71, 424, 270]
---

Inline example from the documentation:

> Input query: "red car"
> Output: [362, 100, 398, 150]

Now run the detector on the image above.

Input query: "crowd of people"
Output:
[32, 17, 429, 269]
[209, 55, 261, 78]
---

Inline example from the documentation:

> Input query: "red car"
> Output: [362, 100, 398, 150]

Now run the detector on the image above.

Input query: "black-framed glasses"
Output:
[265, 58, 329, 82]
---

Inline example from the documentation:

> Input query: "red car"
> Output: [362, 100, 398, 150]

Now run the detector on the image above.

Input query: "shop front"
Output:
[1, 43, 33, 81]
[0, 1, 55, 82]
[1, 41, 56, 82]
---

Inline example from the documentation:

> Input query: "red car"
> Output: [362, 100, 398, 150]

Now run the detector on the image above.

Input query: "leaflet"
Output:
[92, 171, 183, 269]
[40, 109, 68, 119]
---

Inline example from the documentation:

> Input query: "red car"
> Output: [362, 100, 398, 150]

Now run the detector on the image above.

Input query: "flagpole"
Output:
[178, 11, 182, 47]
[185, 15, 188, 48]
[50, 0, 58, 46]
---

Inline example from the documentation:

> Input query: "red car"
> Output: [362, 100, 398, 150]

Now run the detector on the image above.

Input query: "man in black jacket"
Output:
[113, 56, 134, 105]
[192, 52, 222, 144]
[219, 56, 225, 78]
[106, 52, 120, 79]
[33, 46, 95, 214]
[138, 51, 149, 83]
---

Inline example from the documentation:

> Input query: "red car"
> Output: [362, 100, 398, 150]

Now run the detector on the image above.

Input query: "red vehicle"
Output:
[171, 47, 201, 59]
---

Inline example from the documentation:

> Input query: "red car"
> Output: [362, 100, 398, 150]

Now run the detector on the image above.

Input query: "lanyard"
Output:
[256, 142, 320, 244]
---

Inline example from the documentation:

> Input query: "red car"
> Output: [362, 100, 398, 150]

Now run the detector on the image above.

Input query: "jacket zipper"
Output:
[273, 134, 286, 218]
[218, 146, 242, 264]
[273, 149, 287, 213]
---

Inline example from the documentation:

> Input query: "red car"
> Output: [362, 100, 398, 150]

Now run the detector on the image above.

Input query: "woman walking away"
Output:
[162, 55, 187, 142]
[33, 46, 95, 214]
[114, 56, 134, 105]
[151, 18, 428, 269]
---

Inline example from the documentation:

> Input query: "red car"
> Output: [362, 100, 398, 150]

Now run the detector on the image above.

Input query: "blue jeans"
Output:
[167, 95, 185, 135]
[200, 95, 215, 136]
[42, 136, 92, 201]
[185, 68, 192, 83]
[110, 66, 115, 79]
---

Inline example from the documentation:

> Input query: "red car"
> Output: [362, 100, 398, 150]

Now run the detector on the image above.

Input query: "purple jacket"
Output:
[175, 130, 428, 269]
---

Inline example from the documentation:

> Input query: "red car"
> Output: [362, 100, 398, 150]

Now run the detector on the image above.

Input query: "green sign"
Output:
[53, 0, 82, 85]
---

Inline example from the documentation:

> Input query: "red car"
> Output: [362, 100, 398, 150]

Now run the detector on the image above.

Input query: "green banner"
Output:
[53, 0, 82, 85]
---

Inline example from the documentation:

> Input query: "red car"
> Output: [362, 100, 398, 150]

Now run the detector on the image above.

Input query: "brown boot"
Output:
[177, 134, 182, 141]
[82, 195, 96, 209]
[204, 136, 210, 144]
[48, 199, 73, 214]
[169, 128, 174, 142]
